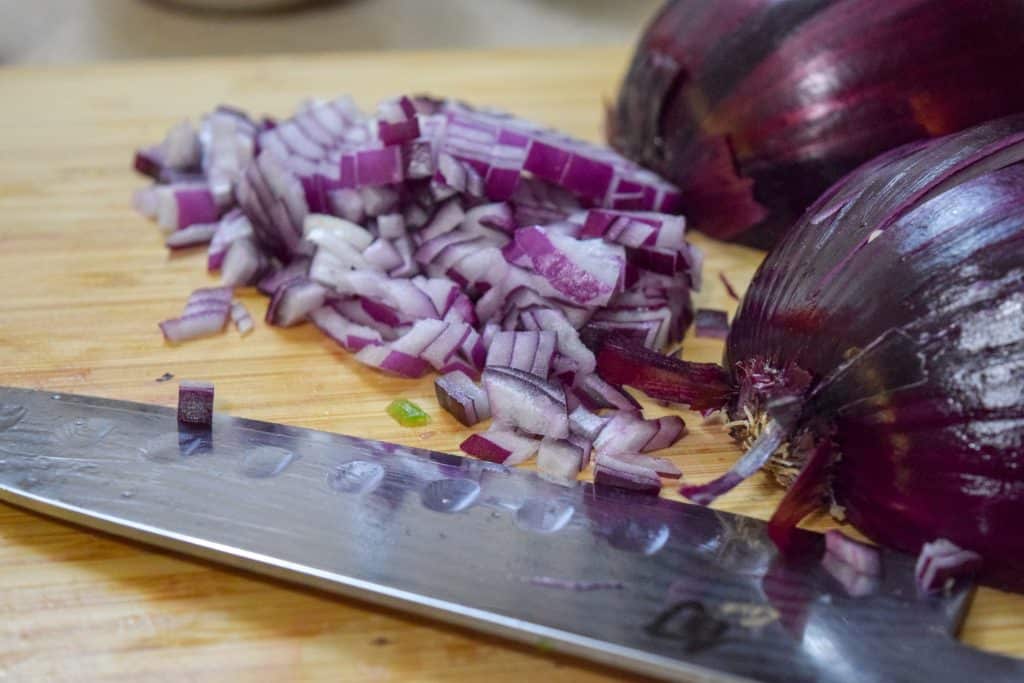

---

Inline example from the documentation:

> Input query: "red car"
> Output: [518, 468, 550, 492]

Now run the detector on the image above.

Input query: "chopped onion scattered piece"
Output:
[595, 451, 681, 480]
[537, 438, 584, 486]
[177, 380, 214, 426]
[915, 538, 983, 594]
[483, 366, 569, 438]
[230, 300, 254, 335]
[435, 370, 490, 426]
[159, 286, 232, 343]
[593, 464, 661, 495]
[460, 427, 539, 465]
[824, 530, 881, 576]
[693, 308, 729, 340]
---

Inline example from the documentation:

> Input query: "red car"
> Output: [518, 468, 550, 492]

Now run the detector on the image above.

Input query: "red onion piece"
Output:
[159, 286, 232, 343]
[221, 236, 272, 287]
[363, 238, 404, 271]
[718, 272, 740, 301]
[568, 406, 611, 442]
[354, 343, 430, 378]
[593, 412, 658, 454]
[207, 210, 253, 271]
[824, 530, 881, 576]
[460, 427, 539, 465]
[305, 214, 374, 251]
[915, 539, 983, 594]
[156, 184, 220, 232]
[483, 366, 568, 439]
[681, 420, 786, 505]
[645, 415, 687, 452]
[594, 335, 733, 412]
[465, 201, 515, 234]
[694, 308, 729, 340]
[165, 222, 217, 250]
[537, 438, 584, 486]
[572, 374, 641, 413]
[442, 102, 681, 211]
[265, 278, 326, 327]
[514, 226, 625, 307]
[485, 330, 556, 378]
[159, 310, 229, 344]
[821, 551, 880, 598]
[177, 380, 214, 426]
[596, 451, 681, 480]
[419, 198, 466, 242]
[230, 300, 254, 336]
[309, 306, 382, 352]
[593, 464, 662, 495]
[256, 258, 310, 297]
[162, 120, 202, 171]
[435, 370, 491, 426]
[419, 321, 472, 370]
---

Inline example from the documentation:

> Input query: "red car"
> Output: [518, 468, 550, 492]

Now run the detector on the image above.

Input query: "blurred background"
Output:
[0, 0, 662, 64]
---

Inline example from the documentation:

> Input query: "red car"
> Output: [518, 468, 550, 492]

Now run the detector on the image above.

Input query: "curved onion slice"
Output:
[230, 300, 254, 336]
[159, 286, 232, 343]
[483, 366, 569, 439]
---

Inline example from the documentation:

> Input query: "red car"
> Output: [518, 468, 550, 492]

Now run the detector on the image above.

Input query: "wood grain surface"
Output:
[0, 47, 1021, 681]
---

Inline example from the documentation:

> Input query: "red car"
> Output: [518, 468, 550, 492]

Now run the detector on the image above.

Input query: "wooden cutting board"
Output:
[0, 47, 1021, 681]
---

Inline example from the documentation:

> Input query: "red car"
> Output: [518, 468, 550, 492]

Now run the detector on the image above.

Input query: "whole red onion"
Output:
[610, 0, 1024, 248]
[596, 115, 1024, 590]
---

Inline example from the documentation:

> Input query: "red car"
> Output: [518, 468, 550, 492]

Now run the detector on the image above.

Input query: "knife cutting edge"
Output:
[0, 386, 1021, 682]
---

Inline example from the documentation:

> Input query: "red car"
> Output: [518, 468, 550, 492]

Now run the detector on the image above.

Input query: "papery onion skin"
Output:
[725, 114, 1024, 590]
[611, 0, 1024, 248]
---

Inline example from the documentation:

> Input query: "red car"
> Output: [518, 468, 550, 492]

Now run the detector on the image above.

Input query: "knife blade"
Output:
[0, 386, 1020, 682]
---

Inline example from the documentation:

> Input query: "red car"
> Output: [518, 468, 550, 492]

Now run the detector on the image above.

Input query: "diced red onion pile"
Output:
[134, 94, 700, 492]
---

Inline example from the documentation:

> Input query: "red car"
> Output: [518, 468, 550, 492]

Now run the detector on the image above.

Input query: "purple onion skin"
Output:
[611, 0, 1024, 248]
[726, 115, 1024, 590]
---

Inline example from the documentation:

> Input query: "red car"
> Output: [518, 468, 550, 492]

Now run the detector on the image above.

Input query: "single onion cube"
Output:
[824, 530, 881, 576]
[694, 308, 729, 340]
[435, 370, 490, 426]
[178, 380, 214, 427]
[537, 437, 584, 486]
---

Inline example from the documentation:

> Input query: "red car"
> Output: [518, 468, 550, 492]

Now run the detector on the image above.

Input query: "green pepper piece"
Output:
[387, 399, 430, 427]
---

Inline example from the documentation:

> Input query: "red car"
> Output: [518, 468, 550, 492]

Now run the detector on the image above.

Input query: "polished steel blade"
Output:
[0, 386, 1019, 683]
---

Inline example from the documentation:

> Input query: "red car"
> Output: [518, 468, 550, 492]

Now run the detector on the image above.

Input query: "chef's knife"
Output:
[0, 386, 1020, 682]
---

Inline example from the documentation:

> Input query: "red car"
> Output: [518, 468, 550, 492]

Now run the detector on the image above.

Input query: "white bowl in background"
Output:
[159, 0, 322, 11]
